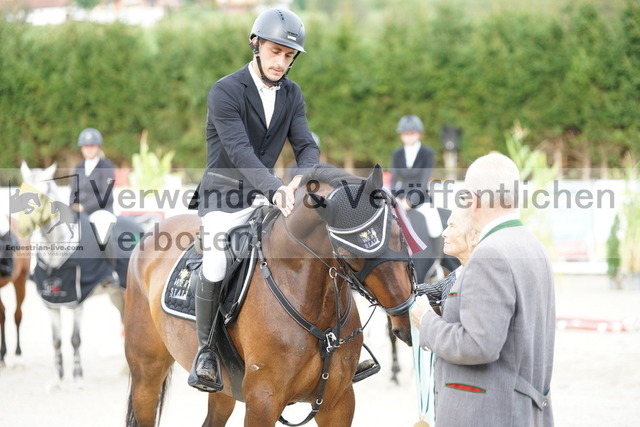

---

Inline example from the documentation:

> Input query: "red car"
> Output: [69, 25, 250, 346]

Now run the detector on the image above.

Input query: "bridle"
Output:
[324, 188, 416, 316]
[257, 185, 416, 426]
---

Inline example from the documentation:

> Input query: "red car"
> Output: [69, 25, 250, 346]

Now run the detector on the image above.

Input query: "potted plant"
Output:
[606, 214, 622, 289]
[619, 154, 640, 289]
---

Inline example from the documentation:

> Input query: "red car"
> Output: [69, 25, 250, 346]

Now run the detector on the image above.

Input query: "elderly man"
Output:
[411, 153, 556, 426]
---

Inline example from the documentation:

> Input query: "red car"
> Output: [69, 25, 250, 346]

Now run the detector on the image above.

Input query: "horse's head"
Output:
[17, 161, 59, 237]
[301, 165, 415, 346]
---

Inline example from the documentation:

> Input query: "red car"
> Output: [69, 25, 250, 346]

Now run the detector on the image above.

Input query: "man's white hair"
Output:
[464, 153, 520, 209]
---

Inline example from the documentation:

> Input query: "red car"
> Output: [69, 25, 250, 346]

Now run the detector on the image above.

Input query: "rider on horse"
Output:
[69, 128, 116, 215]
[188, 8, 321, 392]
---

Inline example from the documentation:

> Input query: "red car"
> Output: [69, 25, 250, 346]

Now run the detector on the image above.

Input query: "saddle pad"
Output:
[33, 263, 82, 306]
[161, 206, 279, 322]
[32, 215, 116, 306]
[161, 243, 199, 321]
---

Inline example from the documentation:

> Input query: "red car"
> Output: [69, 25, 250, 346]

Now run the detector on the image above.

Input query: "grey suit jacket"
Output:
[420, 225, 555, 426]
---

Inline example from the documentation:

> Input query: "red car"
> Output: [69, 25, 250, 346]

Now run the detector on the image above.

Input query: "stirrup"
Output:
[352, 344, 381, 383]
[187, 348, 223, 393]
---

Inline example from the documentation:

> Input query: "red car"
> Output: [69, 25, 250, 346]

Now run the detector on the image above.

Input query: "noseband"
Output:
[318, 187, 416, 316]
[324, 188, 416, 316]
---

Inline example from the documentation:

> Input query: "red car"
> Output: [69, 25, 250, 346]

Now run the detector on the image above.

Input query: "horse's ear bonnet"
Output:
[317, 165, 391, 257]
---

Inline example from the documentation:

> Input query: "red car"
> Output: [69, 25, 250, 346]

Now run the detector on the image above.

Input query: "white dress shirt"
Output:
[248, 63, 280, 128]
[84, 157, 100, 176]
[403, 142, 422, 168]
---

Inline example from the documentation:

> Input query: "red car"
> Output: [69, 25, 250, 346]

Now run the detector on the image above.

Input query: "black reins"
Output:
[253, 191, 415, 426]
[254, 216, 352, 427]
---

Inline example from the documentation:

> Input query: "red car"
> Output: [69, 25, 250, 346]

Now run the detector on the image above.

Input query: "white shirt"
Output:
[84, 157, 100, 176]
[403, 142, 421, 168]
[248, 63, 280, 128]
[478, 212, 520, 242]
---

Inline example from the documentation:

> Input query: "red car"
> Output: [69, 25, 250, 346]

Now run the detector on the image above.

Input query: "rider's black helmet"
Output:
[77, 128, 103, 146]
[396, 115, 424, 134]
[250, 8, 306, 53]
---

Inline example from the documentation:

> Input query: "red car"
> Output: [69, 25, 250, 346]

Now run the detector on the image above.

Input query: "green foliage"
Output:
[505, 122, 558, 250]
[620, 154, 640, 273]
[0, 2, 639, 173]
[75, 0, 99, 10]
[129, 130, 175, 191]
[606, 214, 621, 278]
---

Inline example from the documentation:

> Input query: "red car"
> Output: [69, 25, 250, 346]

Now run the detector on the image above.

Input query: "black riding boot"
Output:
[187, 271, 223, 392]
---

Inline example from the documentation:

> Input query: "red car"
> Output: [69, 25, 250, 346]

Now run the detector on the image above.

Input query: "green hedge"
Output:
[1, 1, 639, 171]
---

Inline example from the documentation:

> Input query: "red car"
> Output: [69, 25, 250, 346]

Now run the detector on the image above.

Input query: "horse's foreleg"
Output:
[315, 385, 356, 427]
[242, 380, 288, 427]
[49, 308, 63, 379]
[388, 317, 400, 384]
[13, 275, 26, 356]
[0, 296, 6, 366]
[71, 305, 84, 379]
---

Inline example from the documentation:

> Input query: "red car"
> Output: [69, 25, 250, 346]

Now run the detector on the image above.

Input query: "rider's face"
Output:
[399, 131, 421, 146]
[81, 144, 100, 160]
[253, 40, 297, 84]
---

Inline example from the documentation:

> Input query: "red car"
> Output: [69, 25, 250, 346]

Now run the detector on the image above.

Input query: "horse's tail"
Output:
[125, 370, 172, 427]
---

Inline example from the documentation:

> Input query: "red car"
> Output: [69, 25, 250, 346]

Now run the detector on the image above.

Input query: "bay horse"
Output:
[124, 164, 415, 426]
[0, 218, 30, 367]
[19, 161, 142, 380]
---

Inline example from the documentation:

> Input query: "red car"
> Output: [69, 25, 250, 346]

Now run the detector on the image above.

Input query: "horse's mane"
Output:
[299, 164, 363, 188]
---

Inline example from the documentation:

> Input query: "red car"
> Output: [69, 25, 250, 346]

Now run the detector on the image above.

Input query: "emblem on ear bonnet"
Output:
[310, 165, 390, 256]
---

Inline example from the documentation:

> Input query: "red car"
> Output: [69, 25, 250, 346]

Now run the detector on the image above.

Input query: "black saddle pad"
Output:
[161, 244, 199, 321]
[161, 206, 279, 322]
[33, 215, 112, 306]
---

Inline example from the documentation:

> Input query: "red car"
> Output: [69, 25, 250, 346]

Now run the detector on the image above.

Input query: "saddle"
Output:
[161, 206, 280, 400]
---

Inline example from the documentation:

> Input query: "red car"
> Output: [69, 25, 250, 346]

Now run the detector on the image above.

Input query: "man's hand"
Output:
[274, 175, 304, 217]
[289, 174, 302, 190]
[410, 295, 433, 327]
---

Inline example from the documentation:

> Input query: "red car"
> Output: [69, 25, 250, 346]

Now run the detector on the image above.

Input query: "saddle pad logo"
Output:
[42, 277, 66, 297]
[169, 268, 190, 301]
[359, 228, 380, 249]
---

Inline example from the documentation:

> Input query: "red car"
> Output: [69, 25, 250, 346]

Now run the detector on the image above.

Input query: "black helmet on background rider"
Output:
[396, 115, 425, 134]
[77, 128, 103, 146]
[249, 8, 306, 86]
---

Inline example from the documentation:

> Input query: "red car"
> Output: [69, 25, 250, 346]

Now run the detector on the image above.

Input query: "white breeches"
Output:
[200, 206, 258, 282]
